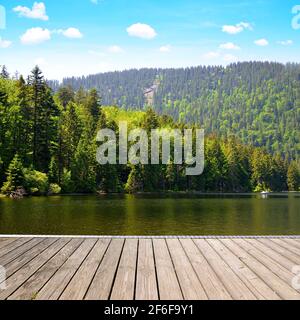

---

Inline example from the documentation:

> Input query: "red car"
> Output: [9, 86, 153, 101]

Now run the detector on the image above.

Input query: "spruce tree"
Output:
[125, 165, 144, 193]
[287, 161, 300, 191]
[28, 67, 59, 172]
[1, 154, 24, 194]
[57, 85, 75, 109]
[71, 138, 96, 193]
[0, 65, 9, 79]
[86, 88, 102, 120]
[60, 102, 82, 170]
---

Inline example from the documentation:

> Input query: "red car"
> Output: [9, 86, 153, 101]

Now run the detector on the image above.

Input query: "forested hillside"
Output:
[1, 66, 300, 196]
[54, 62, 300, 160]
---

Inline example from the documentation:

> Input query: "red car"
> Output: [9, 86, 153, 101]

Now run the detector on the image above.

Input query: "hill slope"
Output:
[51, 62, 300, 160]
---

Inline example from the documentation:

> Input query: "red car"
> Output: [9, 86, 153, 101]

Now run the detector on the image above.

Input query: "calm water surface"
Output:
[0, 194, 299, 235]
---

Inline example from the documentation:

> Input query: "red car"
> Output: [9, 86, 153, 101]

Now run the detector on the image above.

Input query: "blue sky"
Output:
[0, 0, 300, 80]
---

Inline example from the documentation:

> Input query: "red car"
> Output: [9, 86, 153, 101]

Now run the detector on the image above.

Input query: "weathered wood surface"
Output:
[1, 236, 300, 300]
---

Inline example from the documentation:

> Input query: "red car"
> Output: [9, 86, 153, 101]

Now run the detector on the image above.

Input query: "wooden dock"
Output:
[1, 236, 300, 300]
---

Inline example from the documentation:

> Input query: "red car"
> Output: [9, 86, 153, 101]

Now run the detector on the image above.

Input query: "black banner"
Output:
[0, 301, 298, 319]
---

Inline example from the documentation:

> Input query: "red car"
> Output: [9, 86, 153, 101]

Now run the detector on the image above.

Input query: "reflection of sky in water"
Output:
[0, 194, 299, 236]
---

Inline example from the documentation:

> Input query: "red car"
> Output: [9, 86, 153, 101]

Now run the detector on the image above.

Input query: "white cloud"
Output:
[58, 28, 83, 39]
[219, 42, 240, 50]
[127, 23, 157, 39]
[222, 22, 252, 34]
[223, 54, 238, 62]
[203, 51, 220, 59]
[13, 2, 48, 21]
[108, 45, 124, 53]
[0, 38, 12, 48]
[254, 38, 269, 46]
[20, 28, 51, 45]
[277, 40, 293, 46]
[159, 45, 171, 53]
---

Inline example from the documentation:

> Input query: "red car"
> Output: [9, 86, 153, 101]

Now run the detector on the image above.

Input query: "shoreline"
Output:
[0, 191, 299, 199]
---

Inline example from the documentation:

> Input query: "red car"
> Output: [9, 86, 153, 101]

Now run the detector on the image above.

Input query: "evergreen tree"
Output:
[56, 85, 75, 109]
[28, 67, 59, 172]
[60, 102, 82, 170]
[86, 88, 102, 120]
[97, 164, 121, 193]
[1, 154, 24, 194]
[14, 75, 32, 165]
[74, 86, 87, 105]
[125, 165, 144, 193]
[49, 156, 59, 184]
[287, 161, 300, 191]
[0, 65, 9, 79]
[71, 138, 96, 193]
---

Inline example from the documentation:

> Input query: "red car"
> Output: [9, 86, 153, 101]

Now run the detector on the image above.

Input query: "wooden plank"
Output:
[0, 238, 18, 251]
[110, 239, 138, 300]
[281, 239, 300, 250]
[194, 239, 256, 300]
[0, 238, 45, 267]
[36, 239, 97, 300]
[1, 236, 300, 301]
[235, 239, 295, 284]
[258, 239, 300, 265]
[271, 239, 300, 257]
[4, 238, 58, 278]
[60, 239, 111, 300]
[180, 239, 231, 300]
[135, 239, 158, 301]
[209, 239, 280, 300]
[0, 238, 66, 300]
[167, 239, 207, 300]
[85, 239, 124, 300]
[8, 239, 82, 300]
[0, 238, 32, 258]
[153, 239, 183, 300]
[0, 238, 9, 243]
[222, 239, 300, 300]
[246, 239, 297, 271]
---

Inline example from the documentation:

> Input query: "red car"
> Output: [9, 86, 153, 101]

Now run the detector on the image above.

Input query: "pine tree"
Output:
[74, 86, 87, 105]
[49, 156, 59, 184]
[0, 65, 9, 79]
[71, 138, 96, 193]
[142, 108, 159, 132]
[125, 165, 144, 193]
[287, 161, 300, 191]
[97, 164, 121, 193]
[0, 87, 9, 183]
[204, 138, 229, 191]
[57, 85, 75, 109]
[28, 67, 59, 172]
[14, 75, 32, 165]
[1, 154, 24, 194]
[60, 103, 82, 170]
[28, 66, 46, 170]
[86, 88, 102, 120]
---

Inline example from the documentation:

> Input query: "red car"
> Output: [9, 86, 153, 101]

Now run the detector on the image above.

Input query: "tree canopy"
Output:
[0, 65, 299, 196]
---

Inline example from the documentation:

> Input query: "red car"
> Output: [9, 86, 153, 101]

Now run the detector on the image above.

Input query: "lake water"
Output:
[0, 193, 299, 236]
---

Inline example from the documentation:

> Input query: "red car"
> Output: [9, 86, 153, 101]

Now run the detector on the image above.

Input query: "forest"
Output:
[53, 62, 300, 161]
[0, 64, 300, 197]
